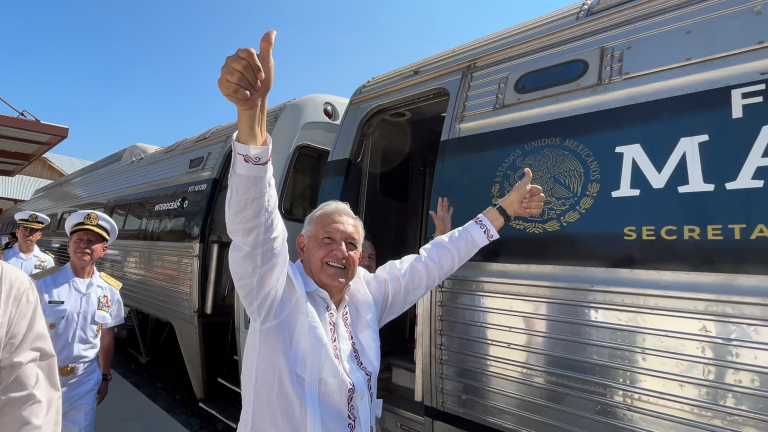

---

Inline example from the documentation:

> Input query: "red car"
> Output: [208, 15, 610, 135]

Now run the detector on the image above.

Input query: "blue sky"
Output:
[1, 1, 575, 161]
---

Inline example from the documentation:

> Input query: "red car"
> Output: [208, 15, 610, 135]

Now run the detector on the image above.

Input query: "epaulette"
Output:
[41, 248, 55, 258]
[1, 243, 12, 251]
[100, 272, 122, 291]
[31, 265, 61, 281]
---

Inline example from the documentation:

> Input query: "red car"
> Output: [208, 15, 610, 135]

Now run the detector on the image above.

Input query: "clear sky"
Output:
[2, 1, 575, 161]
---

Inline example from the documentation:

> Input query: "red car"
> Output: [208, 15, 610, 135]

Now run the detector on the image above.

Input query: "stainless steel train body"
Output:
[0, 95, 349, 407]
[316, 1, 768, 431]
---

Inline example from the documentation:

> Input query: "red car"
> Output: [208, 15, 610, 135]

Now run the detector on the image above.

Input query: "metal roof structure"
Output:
[0, 113, 70, 177]
[43, 153, 93, 175]
[0, 175, 54, 201]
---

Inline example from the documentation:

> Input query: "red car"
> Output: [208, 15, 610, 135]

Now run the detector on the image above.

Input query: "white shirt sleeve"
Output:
[226, 134, 291, 326]
[366, 214, 499, 327]
[0, 265, 62, 432]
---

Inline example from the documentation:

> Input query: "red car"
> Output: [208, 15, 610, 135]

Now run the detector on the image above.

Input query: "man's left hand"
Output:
[499, 168, 545, 217]
[96, 381, 109, 406]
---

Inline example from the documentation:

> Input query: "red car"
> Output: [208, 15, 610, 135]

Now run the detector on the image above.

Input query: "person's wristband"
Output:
[102, 373, 113, 383]
[494, 204, 513, 224]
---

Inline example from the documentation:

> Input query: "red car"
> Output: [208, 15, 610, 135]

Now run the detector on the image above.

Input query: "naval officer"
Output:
[3, 212, 56, 275]
[33, 210, 124, 432]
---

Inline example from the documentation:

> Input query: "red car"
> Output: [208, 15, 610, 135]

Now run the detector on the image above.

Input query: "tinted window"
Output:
[58, 212, 72, 231]
[188, 156, 205, 170]
[124, 203, 144, 231]
[111, 204, 129, 229]
[46, 214, 57, 231]
[514, 60, 589, 94]
[281, 145, 329, 220]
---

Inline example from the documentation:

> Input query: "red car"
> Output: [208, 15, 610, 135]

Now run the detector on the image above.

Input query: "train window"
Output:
[188, 156, 204, 169]
[111, 204, 129, 229]
[124, 203, 145, 231]
[514, 59, 589, 94]
[281, 144, 329, 221]
[57, 212, 72, 231]
[46, 214, 57, 231]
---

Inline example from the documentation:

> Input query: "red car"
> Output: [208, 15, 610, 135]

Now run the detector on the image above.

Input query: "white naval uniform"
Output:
[35, 263, 125, 432]
[3, 244, 55, 275]
[227, 137, 500, 432]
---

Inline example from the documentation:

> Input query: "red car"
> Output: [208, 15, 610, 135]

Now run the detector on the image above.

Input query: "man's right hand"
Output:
[218, 30, 276, 146]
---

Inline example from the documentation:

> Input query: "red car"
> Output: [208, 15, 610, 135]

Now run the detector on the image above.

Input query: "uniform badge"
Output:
[97, 295, 112, 313]
[84, 212, 99, 225]
[35, 258, 48, 271]
[95, 324, 102, 338]
[29, 214, 38, 222]
[49, 323, 56, 331]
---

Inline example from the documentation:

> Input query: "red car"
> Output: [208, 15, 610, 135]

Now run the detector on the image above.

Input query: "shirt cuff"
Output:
[465, 214, 500, 246]
[232, 132, 273, 176]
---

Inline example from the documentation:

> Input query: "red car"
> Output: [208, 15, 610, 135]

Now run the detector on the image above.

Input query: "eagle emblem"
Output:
[84, 212, 99, 225]
[491, 139, 601, 233]
[29, 214, 38, 222]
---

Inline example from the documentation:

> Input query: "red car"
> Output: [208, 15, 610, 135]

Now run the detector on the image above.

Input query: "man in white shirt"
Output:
[218, 31, 545, 431]
[34, 210, 124, 432]
[0, 261, 61, 432]
[3, 212, 56, 275]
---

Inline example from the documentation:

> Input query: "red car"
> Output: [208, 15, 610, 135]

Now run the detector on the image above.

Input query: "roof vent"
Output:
[120, 143, 162, 165]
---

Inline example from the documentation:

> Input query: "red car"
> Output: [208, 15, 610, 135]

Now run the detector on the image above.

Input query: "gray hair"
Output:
[301, 201, 365, 244]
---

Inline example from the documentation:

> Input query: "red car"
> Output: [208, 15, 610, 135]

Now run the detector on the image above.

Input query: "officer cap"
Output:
[65, 210, 118, 245]
[15, 211, 50, 229]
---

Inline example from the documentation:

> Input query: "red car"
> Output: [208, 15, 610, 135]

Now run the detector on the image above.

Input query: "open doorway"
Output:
[358, 91, 449, 409]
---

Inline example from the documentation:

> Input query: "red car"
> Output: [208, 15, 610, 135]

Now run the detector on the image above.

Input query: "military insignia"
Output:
[42, 248, 54, 259]
[49, 323, 56, 331]
[39, 255, 47, 263]
[84, 212, 99, 225]
[98, 295, 112, 313]
[29, 214, 38, 222]
[491, 137, 601, 233]
[95, 323, 102, 338]
[34, 261, 47, 271]
[31, 265, 60, 281]
[100, 272, 122, 290]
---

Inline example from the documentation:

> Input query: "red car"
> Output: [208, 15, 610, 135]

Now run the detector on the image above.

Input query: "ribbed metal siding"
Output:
[40, 238, 198, 316]
[436, 263, 768, 432]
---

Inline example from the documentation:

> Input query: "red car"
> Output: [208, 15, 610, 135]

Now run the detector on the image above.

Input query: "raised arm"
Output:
[369, 168, 544, 326]
[220, 32, 290, 325]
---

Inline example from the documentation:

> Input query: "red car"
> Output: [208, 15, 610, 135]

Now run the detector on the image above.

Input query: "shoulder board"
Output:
[100, 272, 122, 291]
[41, 248, 55, 258]
[1, 245, 11, 251]
[31, 265, 61, 281]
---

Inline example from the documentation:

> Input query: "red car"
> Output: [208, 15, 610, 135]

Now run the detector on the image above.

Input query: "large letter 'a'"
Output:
[725, 126, 768, 190]
[611, 135, 714, 197]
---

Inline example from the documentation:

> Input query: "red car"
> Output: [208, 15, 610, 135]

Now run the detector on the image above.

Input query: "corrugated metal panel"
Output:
[38, 238, 198, 316]
[43, 153, 93, 175]
[0, 175, 53, 200]
[436, 262, 768, 431]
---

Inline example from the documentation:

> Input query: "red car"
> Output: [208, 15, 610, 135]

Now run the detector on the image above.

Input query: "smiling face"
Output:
[67, 230, 109, 268]
[360, 240, 377, 273]
[297, 212, 362, 295]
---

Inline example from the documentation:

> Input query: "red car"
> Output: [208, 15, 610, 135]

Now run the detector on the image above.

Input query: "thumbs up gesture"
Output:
[499, 168, 545, 218]
[218, 30, 277, 111]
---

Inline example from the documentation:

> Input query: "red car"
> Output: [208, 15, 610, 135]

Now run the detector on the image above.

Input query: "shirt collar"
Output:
[295, 260, 319, 292]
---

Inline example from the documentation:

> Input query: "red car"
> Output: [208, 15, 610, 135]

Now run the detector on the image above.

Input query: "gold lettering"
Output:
[624, 227, 637, 240]
[728, 224, 747, 239]
[684, 226, 700, 240]
[707, 225, 723, 240]
[750, 224, 768, 239]
[661, 226, 677, 240]
[642, 226, 655, 240]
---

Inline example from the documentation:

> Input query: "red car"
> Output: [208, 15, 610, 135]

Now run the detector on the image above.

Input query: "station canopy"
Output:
[0, 113, 69, 177]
